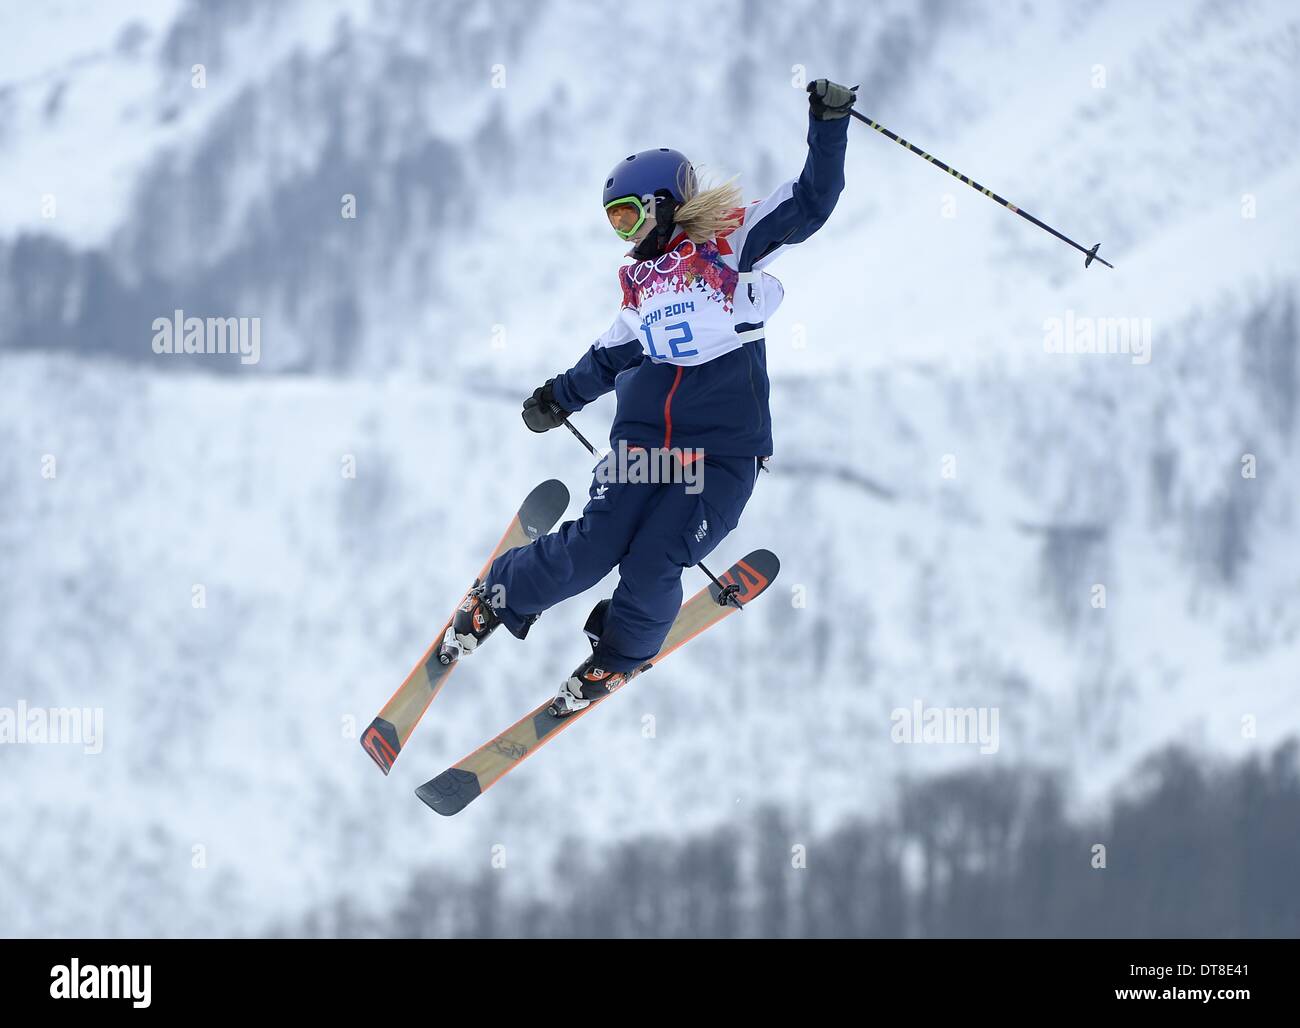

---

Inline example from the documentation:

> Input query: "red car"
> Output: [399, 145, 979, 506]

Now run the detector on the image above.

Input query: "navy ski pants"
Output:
[484, 452, 760, 671]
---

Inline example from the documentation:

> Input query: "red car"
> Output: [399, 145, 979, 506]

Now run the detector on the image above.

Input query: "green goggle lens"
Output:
[604, 196, 648, 239]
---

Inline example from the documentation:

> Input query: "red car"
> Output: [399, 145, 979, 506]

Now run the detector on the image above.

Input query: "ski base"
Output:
[416, 548, 779, 814]
[361, 479, 569, 775]
[416, 768, 481, 815]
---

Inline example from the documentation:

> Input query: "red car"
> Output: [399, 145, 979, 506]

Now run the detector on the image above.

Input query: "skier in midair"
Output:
[443, 79, 856, 716]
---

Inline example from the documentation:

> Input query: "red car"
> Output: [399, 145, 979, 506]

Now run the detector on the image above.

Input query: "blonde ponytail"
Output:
[674, 169, 745, 244]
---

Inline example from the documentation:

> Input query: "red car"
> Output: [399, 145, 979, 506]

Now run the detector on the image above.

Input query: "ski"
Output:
[415, 548, 780, 815]
[361, 479, 570, 775]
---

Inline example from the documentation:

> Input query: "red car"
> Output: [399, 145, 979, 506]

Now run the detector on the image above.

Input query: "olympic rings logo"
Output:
[628, 239, 698, 285]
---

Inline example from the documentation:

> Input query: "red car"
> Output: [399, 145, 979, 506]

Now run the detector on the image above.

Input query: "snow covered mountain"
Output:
[1, 0, 1297, 937]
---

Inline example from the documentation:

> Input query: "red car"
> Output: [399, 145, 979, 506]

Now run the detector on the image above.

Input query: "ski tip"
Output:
[415, 767, 482, 816]
[745, 548, 780, 579]
[361, 718, 401, 775]
[519, 479, 571, 539]
[534, 478, 570, 505]
[709, 549, 780, 607]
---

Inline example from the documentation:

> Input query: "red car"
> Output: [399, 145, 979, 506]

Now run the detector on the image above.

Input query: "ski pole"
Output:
[550, 406, 743, 610]
[847, 108, 1114, 270]
[556, 409, 603, 461]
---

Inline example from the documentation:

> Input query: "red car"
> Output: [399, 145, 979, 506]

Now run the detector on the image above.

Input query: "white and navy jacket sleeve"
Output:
[721, 112, 848, 341]
[728, 113, 849, 273]
[550, 311, 644, 413]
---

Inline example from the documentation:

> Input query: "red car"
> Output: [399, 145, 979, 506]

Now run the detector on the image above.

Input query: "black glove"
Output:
[807, 78, 857, 120]
[521, 378, 569, 433]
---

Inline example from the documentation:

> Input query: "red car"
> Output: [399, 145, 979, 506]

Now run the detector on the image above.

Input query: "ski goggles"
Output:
[604, 194, 650, 240]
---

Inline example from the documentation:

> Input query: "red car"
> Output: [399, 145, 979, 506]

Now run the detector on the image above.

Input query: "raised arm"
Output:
[726, 79, 854, 273]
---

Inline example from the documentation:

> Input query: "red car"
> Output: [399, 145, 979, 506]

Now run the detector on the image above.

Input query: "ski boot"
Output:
[548, 599, 644, 717]
[547, 653, 636, 718]
[438, 582, 502, 665]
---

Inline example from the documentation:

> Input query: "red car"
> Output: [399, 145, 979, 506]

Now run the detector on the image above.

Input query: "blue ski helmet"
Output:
[602, 148, 695, 239]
